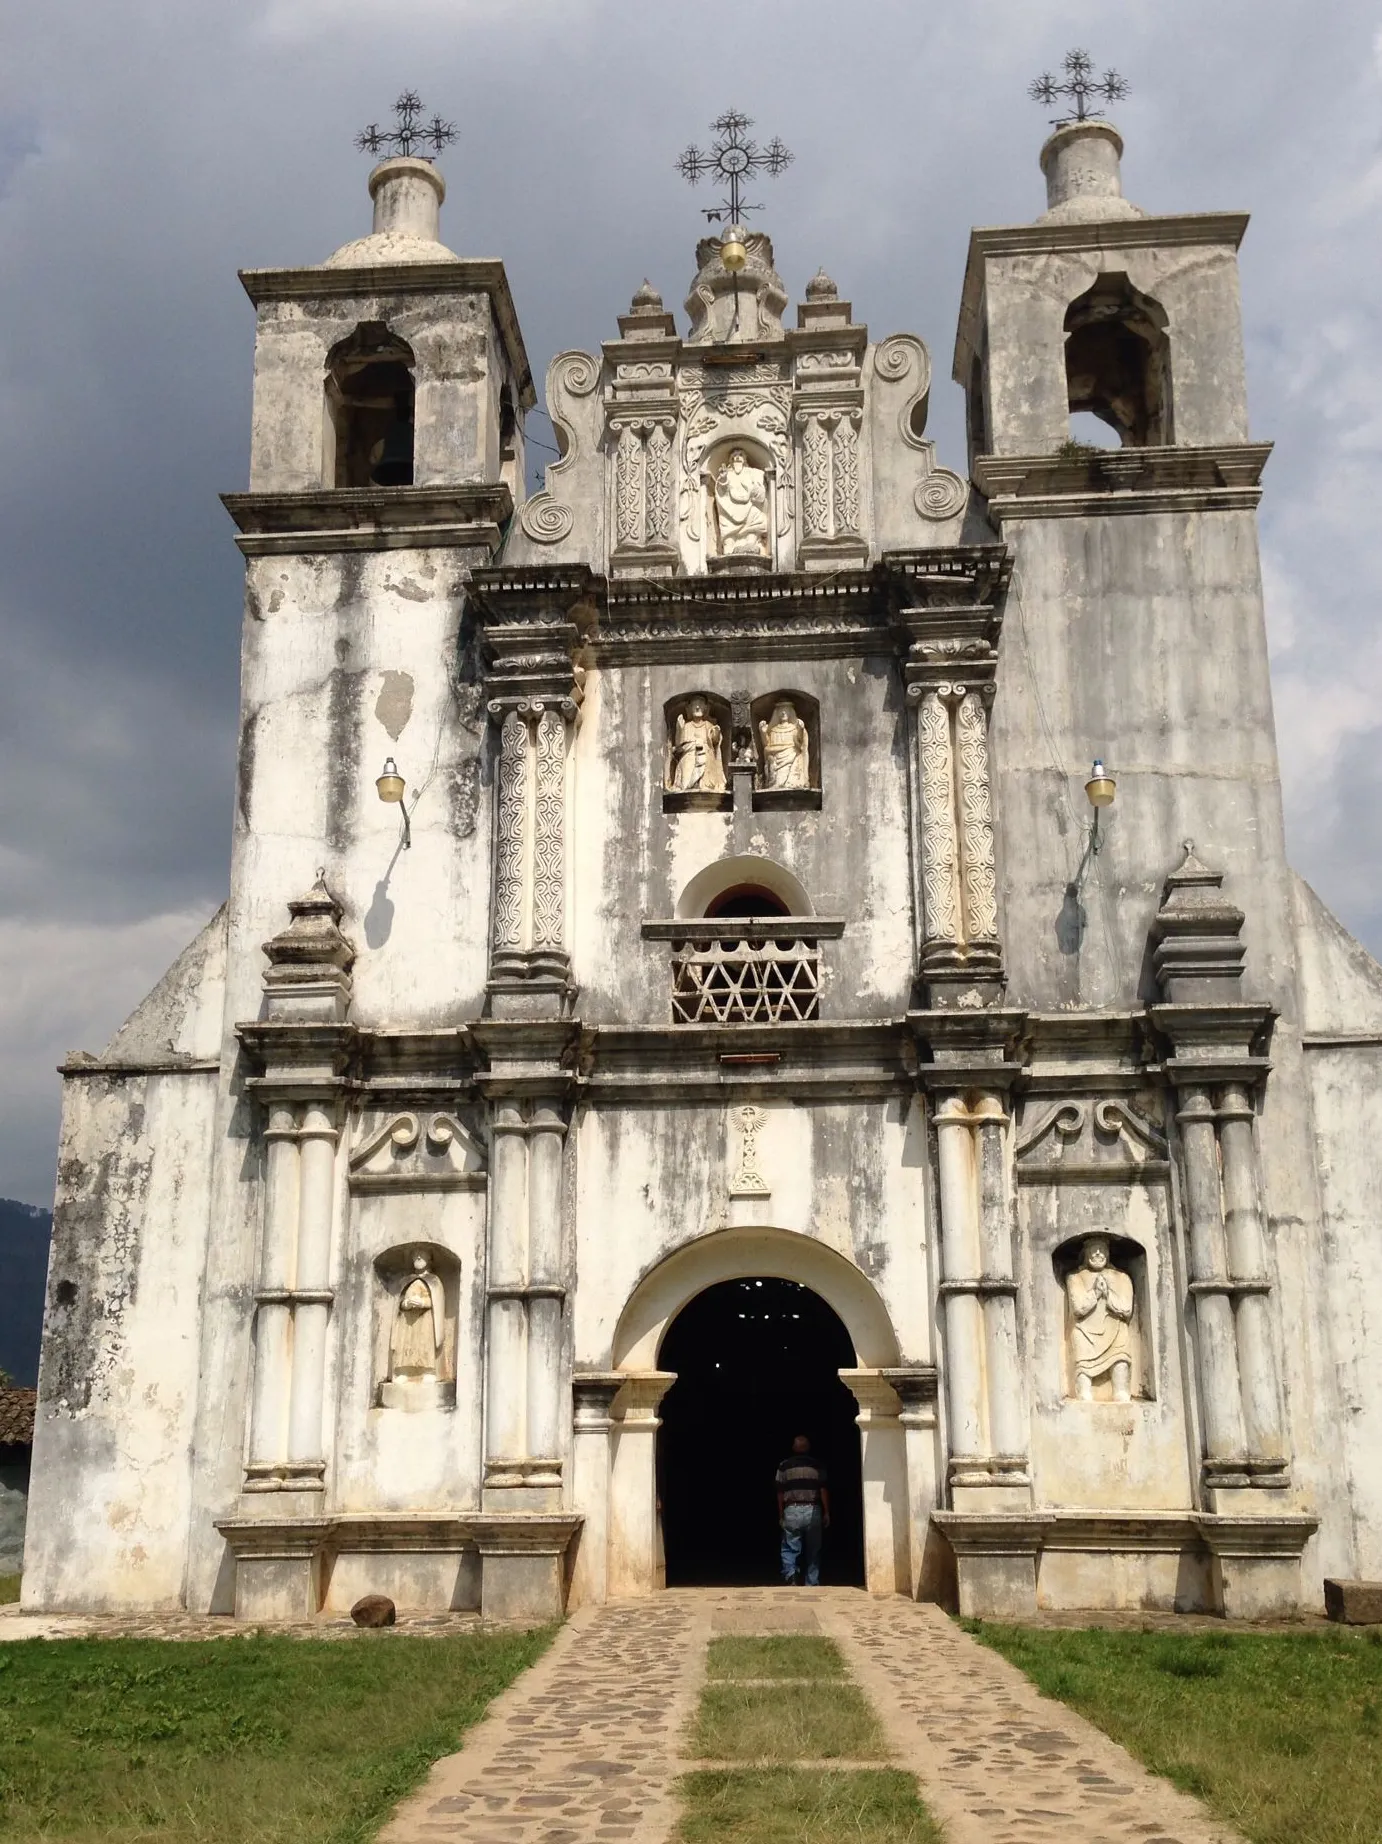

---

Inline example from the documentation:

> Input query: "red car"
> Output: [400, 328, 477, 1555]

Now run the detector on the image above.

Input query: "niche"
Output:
[663, 692, 732, 812]
[751, 691, 821, 811]
[325, 323, 416, 489]
[703, 439, 776, 570]
[1064, 272, 1172, 448]
[1052, 1233, 1152, 1403]
[373, 1242, 459, 1411]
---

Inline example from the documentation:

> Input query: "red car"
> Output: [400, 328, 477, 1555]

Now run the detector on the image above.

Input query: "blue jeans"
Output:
[780, 1504, 823, 1585]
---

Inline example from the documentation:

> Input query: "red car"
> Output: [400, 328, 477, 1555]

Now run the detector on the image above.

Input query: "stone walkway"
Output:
[380, 1587, 1244, 1844]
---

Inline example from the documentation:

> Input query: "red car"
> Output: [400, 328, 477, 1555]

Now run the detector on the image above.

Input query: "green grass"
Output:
[0, 1574, 19, 1606]
[0, 1627, 551, 1844]
[706, 1636, 846, 1680]
[692, 1681, 885, 1763]
[967, 1621, 1382, 1844]
[675, 1769, 942, 1844]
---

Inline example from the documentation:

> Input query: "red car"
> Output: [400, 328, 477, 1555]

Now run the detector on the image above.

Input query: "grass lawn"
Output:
[705, 1636, 845, 1681]
[675, 1769, 942, 1844]
[968, 1621, 1382, 1844]
[692, 1681, 885, 1763]
[0, 1627, 551, 1844]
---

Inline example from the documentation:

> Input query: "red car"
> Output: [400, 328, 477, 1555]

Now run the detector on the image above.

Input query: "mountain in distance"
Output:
[0, 1198, 51, 1386]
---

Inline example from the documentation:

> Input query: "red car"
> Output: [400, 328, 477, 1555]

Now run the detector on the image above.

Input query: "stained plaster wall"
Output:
[573, 1096, 933, 1372]
[570, 655, 915, 1022]
[23, 909, 228, 1611]
[1292, 873, 1382, 1578]
[992, 497, 1347, 1587]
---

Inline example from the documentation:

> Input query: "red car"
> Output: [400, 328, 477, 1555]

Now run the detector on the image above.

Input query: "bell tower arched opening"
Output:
[324, 322, 417, 488]
[1064, 271, 1172, 448]
[657, 1277, 865, 1586]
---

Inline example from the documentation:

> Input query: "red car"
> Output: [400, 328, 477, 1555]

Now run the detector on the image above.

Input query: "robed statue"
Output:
[387, 1251, 445, 1389]
[713, 449, 770, 557]
[1065, 1234, 1135, 1402]
[758, 700, 810, 790]
[668, 696, 727, 793]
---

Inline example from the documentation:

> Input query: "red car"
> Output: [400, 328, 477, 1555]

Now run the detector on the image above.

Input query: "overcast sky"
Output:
[0, 0, 1377, 1204]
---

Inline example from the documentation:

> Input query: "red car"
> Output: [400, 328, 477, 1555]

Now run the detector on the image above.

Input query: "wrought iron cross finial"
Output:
[356, 91, 457, 161]
[1029, 50, 1129, 126]
[676, 109, 793, 225]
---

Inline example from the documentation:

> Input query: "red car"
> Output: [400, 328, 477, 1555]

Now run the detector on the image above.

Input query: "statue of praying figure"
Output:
[387, 1251, 444, 1388]
[713, 449, 770, 557]
[758, 700, 810, 790]
[1065, 1234, 1135, 1402]
[668, 696, 727, 793]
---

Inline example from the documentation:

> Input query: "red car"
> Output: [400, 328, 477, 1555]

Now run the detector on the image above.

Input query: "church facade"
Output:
[22, 118, 1382, 1623]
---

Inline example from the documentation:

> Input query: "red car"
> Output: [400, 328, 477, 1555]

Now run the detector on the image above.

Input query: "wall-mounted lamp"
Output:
[1084, 757, 1116, 853]
[376, 756, 411, 849]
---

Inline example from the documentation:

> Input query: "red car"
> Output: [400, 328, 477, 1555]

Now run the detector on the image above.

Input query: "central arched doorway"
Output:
[657, 1277, 865, 1587]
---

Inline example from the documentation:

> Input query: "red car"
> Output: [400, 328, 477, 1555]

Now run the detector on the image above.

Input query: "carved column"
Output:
[839, 1370, 909, 1595]
[896, 567, 1006, 1008]
[831, 412, 860, 535]
[485, 697, 580, 1017]
[644, 420, 674, 547]
[525, 1100, 568, 1477]
[607, 1371, 676, 1598]
[244, 1100, 300, 1489]
[1177, 1083, 1247, 1474]
[1217, 1082, 1284, 1470]
[614, 421, 643, 548]
[531, 707, 568, 976]
[491, 708, 530, 976]
[799, 411, 832, 539]
[916, 689, 961, 957]
[974, 1097, 1025, 1468]
[569, 1373, 621, 1609]
[484, 1100, 530, 1489]
[934, 1097, 987, 1480]
[284, 1100, 338, 1489]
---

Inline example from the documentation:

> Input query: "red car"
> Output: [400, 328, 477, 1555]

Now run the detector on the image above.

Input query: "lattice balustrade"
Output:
[670, 934, 821, 1023]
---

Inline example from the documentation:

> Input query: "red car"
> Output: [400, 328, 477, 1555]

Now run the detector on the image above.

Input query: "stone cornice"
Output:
[238, 258, 535, 409]
[223, 484, 513, 556]
[578, 1021, 915, 1103]
[972, 445, 1272, 522]
[953, 211, 1250, 380]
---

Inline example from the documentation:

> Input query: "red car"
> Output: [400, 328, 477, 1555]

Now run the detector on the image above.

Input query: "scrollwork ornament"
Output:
[800, 413, 831, 538]
[493, 710, 528, 953]
[519, 493, 575, 544]
[832, 415, 860, 535]
[645, 421, 673, 543]
[955, 690, 999, 943]
[614, 424, 644, 547]
[914, 469, 968, 521]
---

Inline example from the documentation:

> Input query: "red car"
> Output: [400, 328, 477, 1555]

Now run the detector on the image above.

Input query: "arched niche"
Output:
[324, 322, 416, 489]
[662, 691, 732, 811]
[372, 1241, 460, 1411]
[675, 854, 812, 920]
[703, 436, 776, 567]
[611, 1225, 902, 1372]
[1064, 272, 1172, 448]
[751, 689, 821, 809]
[1051, 1231, 1153, 1402]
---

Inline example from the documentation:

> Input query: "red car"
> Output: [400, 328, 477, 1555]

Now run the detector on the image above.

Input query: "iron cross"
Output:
[1029, 50, 1130, 126]
[676, 110, 793, 225]
[357, 91, 457, 161]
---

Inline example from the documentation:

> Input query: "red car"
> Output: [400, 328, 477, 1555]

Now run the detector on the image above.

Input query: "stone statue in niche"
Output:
[668, 696, 727, 793]
[381, 1251, 447, 1410]
[713, 449, 770, 557]
[758, 700, 811, 790]
[1065, 1234, 1135, 1402]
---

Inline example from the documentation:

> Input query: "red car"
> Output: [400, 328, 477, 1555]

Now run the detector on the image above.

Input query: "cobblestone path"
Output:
[379, 1597, 710, 1844]
[820, 1595, 1243, 1844]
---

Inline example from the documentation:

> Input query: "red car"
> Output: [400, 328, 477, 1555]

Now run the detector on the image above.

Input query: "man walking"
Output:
[775, 1434, 830, 1586]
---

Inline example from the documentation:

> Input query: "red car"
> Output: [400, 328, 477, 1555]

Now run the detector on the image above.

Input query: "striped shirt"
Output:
[775, 1453, 827, 1506]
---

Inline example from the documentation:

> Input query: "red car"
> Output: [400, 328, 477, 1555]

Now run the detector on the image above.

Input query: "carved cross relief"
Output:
[729, 1104, 770, 1197]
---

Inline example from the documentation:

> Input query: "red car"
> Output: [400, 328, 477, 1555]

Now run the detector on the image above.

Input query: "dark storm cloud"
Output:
[0, 0, 1379, 1200]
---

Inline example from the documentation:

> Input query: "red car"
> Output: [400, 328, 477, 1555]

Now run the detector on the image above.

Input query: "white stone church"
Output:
[23, 107, 1382, 1625]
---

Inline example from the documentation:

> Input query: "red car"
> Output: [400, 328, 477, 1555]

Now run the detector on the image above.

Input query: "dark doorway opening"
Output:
[658, 1277, 865, 1587]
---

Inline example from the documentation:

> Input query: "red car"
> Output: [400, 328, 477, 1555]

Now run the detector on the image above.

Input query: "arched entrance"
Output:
[658, 1278, 865, 1586]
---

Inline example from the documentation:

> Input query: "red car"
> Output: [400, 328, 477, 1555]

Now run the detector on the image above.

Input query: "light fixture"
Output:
[719, 224, 748, 272]
[1084, 757, 1116, 854]
[376, 756, 411, 849]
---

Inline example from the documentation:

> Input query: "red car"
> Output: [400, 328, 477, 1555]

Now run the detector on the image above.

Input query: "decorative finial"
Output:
[676, 109, 793, 227]
[805, 267, 838, 302]
[356, 91, 457, 161]
[1029, 50, 1129, 126]
[630, 279, 664, 313]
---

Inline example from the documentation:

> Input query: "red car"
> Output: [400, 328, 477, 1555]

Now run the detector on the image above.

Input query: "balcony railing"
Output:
[642, 919, 845, 1025]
